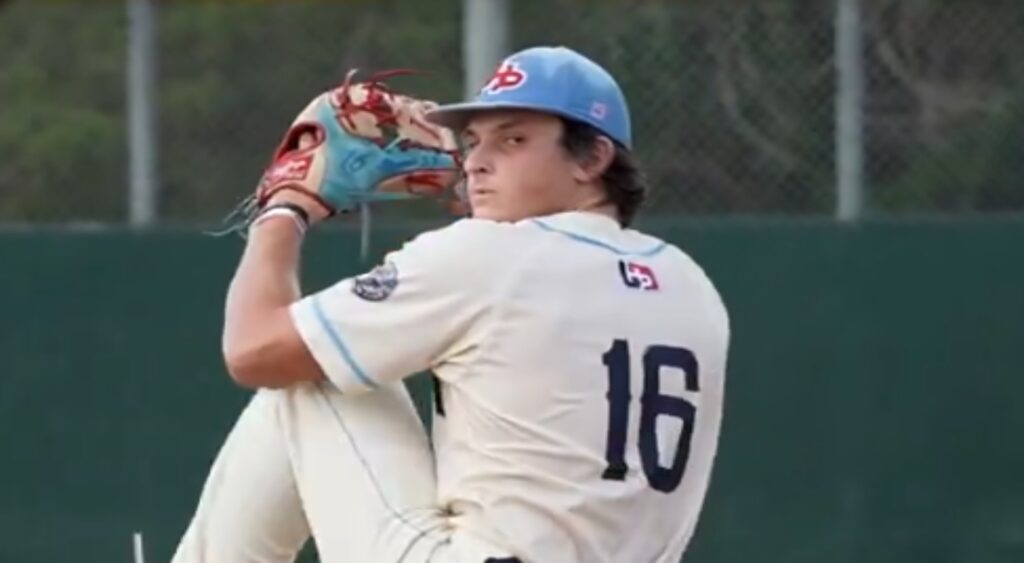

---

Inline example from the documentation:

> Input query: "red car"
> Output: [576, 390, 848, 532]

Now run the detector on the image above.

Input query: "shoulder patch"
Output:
[351, 261, 399, 301]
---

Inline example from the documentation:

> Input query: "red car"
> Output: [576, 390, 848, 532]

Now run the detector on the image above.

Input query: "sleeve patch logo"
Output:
[619, 260, 660, 291]
[351, 261, 399, 301]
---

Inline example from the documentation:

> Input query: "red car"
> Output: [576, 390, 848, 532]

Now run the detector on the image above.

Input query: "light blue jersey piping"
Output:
[530, 219, 667, 257]
[311, 295, 378, 389]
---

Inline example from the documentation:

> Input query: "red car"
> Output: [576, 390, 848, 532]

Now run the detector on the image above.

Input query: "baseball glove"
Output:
[219, 69, 462, 233]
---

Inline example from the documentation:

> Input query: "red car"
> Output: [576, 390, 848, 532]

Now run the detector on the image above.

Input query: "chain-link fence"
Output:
[1, 0, 1021, 224]
[862, 1, 1024, 215]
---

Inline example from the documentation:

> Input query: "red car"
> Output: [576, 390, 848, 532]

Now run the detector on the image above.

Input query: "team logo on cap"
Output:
[481, 61, 528, 94]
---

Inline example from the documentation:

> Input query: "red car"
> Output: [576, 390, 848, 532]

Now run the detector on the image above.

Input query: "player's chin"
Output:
[469, 205, 529, 224]
[467, 195, 535, 223]
[468, 205, 503, 222]
[466, 197, 502, 222]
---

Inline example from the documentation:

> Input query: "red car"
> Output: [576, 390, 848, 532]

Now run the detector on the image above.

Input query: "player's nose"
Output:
[462, 145, 493, 177]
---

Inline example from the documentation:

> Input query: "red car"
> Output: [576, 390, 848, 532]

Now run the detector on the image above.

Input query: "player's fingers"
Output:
[298, 131, 317, 150]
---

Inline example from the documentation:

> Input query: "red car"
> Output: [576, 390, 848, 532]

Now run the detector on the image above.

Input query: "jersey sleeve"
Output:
[289, 219, 509, 394]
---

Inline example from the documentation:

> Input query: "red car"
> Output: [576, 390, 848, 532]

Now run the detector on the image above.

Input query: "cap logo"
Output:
[590, 101, 608, 120]
[481, 61, 528, 95]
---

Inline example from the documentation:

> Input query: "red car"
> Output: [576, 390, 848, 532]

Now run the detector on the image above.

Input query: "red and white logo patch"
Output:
[618, 260, 660, 291]
[481, 61, 528, 94]
[590, 101, 608, 120]
[264, 154, 313, 184]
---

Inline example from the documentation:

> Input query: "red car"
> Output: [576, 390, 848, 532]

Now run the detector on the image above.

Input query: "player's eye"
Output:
[503, 135, 525, 147]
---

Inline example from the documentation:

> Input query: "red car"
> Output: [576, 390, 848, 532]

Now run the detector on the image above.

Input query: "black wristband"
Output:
[259, 202, 310, 228]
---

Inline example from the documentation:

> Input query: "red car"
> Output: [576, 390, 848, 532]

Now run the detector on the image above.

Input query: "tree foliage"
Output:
[0, 0, 1020, 223]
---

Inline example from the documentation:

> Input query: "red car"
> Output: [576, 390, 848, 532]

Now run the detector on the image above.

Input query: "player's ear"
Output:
[570, 135, 615, 184]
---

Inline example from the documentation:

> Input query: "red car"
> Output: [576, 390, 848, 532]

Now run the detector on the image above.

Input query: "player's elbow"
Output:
[222, 338, 291, 389]
[224, 342, 269, 389]
[222, 321, 323, 389]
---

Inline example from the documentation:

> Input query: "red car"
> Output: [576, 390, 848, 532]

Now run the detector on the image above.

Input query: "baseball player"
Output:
[173, 46, 729, 563]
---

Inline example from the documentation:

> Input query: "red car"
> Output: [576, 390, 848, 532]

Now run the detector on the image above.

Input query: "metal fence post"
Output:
[463, 0, 510, 100]
[836, 0, 865, 222]
[127, 0, 158, 226]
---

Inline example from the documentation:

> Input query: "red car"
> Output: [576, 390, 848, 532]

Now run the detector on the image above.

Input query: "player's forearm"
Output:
[228, 218, 303, 309]
[222, 218, 304, 383]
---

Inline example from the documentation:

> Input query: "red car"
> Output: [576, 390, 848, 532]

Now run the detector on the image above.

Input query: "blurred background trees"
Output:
[0, 0, 1020, 223]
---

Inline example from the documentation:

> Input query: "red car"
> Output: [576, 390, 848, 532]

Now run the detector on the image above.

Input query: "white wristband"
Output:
[251, 207, 308, 236]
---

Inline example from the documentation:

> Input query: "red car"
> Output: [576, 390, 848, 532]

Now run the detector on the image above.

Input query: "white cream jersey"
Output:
[290, 211, 730, 563]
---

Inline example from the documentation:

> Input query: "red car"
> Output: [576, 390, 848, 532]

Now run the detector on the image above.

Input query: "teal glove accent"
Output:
[315, 100, 458, 212]
[212, 72, 460, 237]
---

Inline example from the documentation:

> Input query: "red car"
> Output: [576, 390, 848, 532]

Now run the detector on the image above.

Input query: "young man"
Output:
[173, 46, 729, 563]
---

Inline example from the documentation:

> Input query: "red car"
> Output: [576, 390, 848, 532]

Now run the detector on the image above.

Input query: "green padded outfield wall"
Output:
[1, 220, 1022, 562]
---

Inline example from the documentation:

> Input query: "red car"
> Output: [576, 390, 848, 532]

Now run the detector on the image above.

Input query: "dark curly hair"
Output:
[559, 118, 648, 227]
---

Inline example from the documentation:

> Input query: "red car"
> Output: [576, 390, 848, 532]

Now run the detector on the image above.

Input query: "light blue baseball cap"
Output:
[426, 46, 633, 149]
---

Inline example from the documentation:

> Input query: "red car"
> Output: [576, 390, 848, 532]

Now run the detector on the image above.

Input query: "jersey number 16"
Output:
[601, 339, 699, 494]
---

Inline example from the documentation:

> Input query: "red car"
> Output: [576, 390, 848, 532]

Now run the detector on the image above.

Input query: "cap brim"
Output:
[425, 101, 589, 132]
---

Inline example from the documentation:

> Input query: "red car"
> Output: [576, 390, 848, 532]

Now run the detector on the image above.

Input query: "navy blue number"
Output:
[432, 374, 446, 417]
[601, 339, 631, 480]
[602, 341, 700, 493]
[640, 345, 700, 493]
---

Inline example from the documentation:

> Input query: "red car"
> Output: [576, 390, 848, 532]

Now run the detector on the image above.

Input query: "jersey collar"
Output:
[526, 212, 667, 257]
